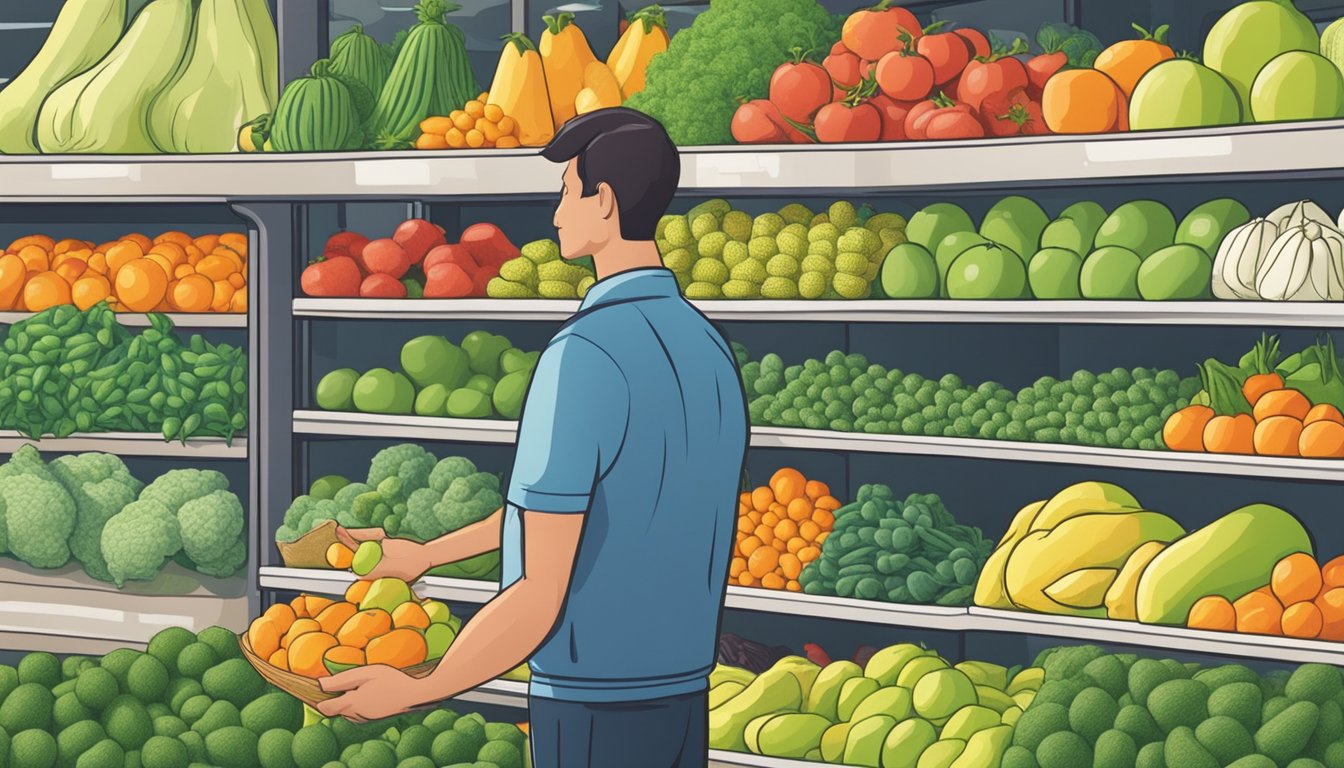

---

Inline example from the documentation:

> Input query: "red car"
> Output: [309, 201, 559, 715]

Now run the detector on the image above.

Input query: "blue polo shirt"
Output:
[500, 267, 748, 703]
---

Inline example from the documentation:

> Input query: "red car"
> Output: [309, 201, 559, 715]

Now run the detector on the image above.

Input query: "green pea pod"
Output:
[41, 398, 63, 418]
[160, 353, 179, 374]
[165, 395, 184, 410]
[180, 413, 201, 440]
[232, 380, 247, 396]
[149, 391, 167, 409]
[64, 332, 94, 348]
[162, 417, 182, 441]
[87, 364, 117, 382]
[177, 372, 198, 389]
[70, 359, 92, 376]
[180, 388, 197, 405]
[69, 342, 101, 360]
[78, 396, 98, 412]
[102, 389, 125, 406]
[202, 403, 229, 422]
[230, 413, 247, 430]
[65, 384, 80, 403]
[194, 364, 221, 379]
[16, 390, 33, 404]
[96, 328, 113, 346]
[163, 377, 180, 397]
[127, 388, 151, 404]
[9, 354, 31, 368]
[190, 335, 206, 354]
[100, 406, 124, 422]
[75, 412, 92, 432]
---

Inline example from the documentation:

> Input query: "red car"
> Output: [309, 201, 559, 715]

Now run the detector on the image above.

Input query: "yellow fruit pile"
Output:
[246, 578, 460, 680]
[732, 468, 841, 592]
[0, 231, 247, 314]
[415, 93, 523, 150]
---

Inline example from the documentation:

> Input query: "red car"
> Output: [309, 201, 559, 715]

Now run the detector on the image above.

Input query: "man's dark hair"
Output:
[541, 108, 680, 241]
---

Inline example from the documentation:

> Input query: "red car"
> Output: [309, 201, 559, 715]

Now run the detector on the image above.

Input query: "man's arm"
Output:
[317, 510, 582, 720]
[337, 508, 504, 582]
[411, 510, 582, 702]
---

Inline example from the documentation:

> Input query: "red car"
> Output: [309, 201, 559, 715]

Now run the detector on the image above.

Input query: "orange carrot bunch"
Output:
[730, 468, 842, 592]
[1188, 553, 1344, 640]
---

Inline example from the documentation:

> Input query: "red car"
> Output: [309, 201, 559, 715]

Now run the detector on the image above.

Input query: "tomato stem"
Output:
[978, 35, 1028, 63]
[922, 20, 952, 35]
[788, 46, 819, 64]
[931, 91, 955, 109]
[1130, 22, 1170, 44]
[843, 75, 879, 106]
[780, 114, 818, 143]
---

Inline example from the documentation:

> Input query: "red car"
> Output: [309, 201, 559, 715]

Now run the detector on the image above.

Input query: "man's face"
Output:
[553, 159, 607, 260]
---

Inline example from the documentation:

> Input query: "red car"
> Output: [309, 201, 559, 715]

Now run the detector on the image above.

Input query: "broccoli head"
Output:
[140, 469, 230, 514]
[402, 488, 444, 542]
[50, 453, 143, 582]
[365, 445, 435, 502]
[101, 500, 182, 586]
[0, 472, 77, 568]
[428, 456, 477, 494]
[435, 474, 501, 532]
[177, 490, 246, 578]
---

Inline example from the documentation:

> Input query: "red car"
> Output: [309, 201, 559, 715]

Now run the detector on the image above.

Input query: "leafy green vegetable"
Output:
[1036, 22, 1102, 68]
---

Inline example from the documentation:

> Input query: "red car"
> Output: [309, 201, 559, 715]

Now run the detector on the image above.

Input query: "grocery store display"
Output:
[740, 347, 1195, 450]
[1214, 200, 1344, 302]
[1008, 645, 1344, 768]
[276, 444, 503, 581]
[314, 331, 538, 420]
[0, 304, 248, 441]
[0, 444, 245, 585]
[1190, 551, 1344, 641]
[708, 642, 1043, 763]
[0, 626, 529, 768]
[1164, 334, 1344, 457]
[801, 485, 989, 607]
[302, 220, 517, 299]
[657, 199, 904, 299]
[1, 231, 248, 314]
[486, 240, 598, 299]
[732, 468, 842, 592]
[0, 0, 276, 153]
[886, 195, 1247, 301]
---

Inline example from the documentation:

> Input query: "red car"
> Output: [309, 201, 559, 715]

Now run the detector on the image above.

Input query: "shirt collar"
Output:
[579, 267, 680, 310]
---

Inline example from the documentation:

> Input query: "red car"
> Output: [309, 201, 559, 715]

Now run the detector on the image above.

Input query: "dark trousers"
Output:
[529, 690, 709, 768]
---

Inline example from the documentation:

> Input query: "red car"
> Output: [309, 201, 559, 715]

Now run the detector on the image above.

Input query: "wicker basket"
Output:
[277, 520, 340, 569]
[238, 633, 439, 708]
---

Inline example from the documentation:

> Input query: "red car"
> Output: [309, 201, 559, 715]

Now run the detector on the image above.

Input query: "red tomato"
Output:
[731, 99, 788, 144]
[770, 57, 834, 124]
[869, 94, 917, 140]
[874, 51, 935, 101]
[956, 41, 1029, 112]
[1025, 51, 1068, 100]
[924, 110, 987, 139]
[842, 2, 922, 61]
[980, 87, 1047, 136]
[905, 96, 974, 140]
[954, 28, 991, 59]
[916, 26, 974, 84]
[824, 48, 866, 90]
[815, 101, 882, 143]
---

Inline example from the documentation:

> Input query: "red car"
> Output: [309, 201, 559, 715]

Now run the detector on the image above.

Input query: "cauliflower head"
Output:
[0, 473, 77, 568]
[177, 490, 246, 578]
[50, 453, 143, 582]
[140, 469, 230, 513]
[101, 499, 182, 586]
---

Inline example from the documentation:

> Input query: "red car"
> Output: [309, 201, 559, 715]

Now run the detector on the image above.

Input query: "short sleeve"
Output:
[506, 335, 629, 513]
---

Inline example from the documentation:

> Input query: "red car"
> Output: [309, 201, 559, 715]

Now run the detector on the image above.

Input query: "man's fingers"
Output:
[319, 667, 374, 693]
[336, 526, 385, 548]
[315, 695, 346, 718]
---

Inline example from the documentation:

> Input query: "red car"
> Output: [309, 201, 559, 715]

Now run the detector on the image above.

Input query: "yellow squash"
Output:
[539, 13, 598, 128]
[486, 33, 555, 147]
[574, 62, 624, 116]
[606, 4, 669, 99]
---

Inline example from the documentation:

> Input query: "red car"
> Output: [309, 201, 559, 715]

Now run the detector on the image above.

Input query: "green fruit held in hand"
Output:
[1081, 246, 1143, 299]
[351, 541, 382, 576]
[1251, 51, 1344, 122]
[315, 368, 360, 411]
[1094, 200, 1176, 259]
[351, 369, 415, 415]
[1130, 60, 1243, 130]
[1029, 248, 1084, 299]
[1138, 244, 1213, 300]
[946, 244, 1028, 299]
[880, 243, 939, 299]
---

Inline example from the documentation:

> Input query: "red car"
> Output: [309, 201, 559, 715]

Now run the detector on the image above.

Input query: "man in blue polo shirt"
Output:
[319, 108, 749, 768]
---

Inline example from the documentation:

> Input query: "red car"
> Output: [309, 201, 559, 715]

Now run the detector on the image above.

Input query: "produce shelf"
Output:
[292, 298, 1344, 328]
[8, 121, 1344, 201]
[0, 431, 246, 458]
[292, 412, 1344, 481]
[708, 751, 820, 768]
[258, 566, 499, 605]
[967, 607, 1344, 667]
[0, 312, 247, 328]
[0, 560, 248, 654]
[723, 587, 965, 627]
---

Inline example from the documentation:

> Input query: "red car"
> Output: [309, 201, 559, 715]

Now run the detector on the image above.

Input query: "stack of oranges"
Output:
[0, 231, 247, 314]
[415, 93, 524, 150]
[731, 468, 842, 592]
[1188, 553, 1344, 640]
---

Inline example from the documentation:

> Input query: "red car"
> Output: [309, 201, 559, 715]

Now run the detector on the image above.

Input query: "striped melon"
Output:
[270, 60, 362, 152]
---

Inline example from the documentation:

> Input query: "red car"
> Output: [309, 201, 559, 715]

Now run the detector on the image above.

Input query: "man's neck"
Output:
[589, 239, 664, 281]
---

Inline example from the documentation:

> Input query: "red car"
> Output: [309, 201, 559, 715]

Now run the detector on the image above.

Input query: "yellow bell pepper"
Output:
[574, 61, 624, 116]
[606, 4, 669, 99]
[487, 33, 555, 147]
[539, 13, 598, 128]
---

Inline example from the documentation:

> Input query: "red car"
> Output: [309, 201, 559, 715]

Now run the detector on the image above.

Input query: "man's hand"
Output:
[316, 665, 427, 723]
[335, 526, 433, 582]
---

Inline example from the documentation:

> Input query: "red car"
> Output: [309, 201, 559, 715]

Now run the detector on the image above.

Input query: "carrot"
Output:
[1041, 69, 1126, 134]
[1300, 420, 1344, 458]
[1253, 389, 1312, 422]
[1187, 595, 1236, 632]
[1253, 415, 1304, 457]
[1202, 413, 1254, 454]
[1271, 552, 1323, 605]
[1281, 601, 1324, 639]
[1305, 403, 1344, 425]
[1093, 23, 1176, 98]
[1162, 404, 1213, 452]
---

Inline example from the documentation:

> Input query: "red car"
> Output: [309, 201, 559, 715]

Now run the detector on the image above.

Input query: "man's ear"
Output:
[595, 181, 618, 221]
